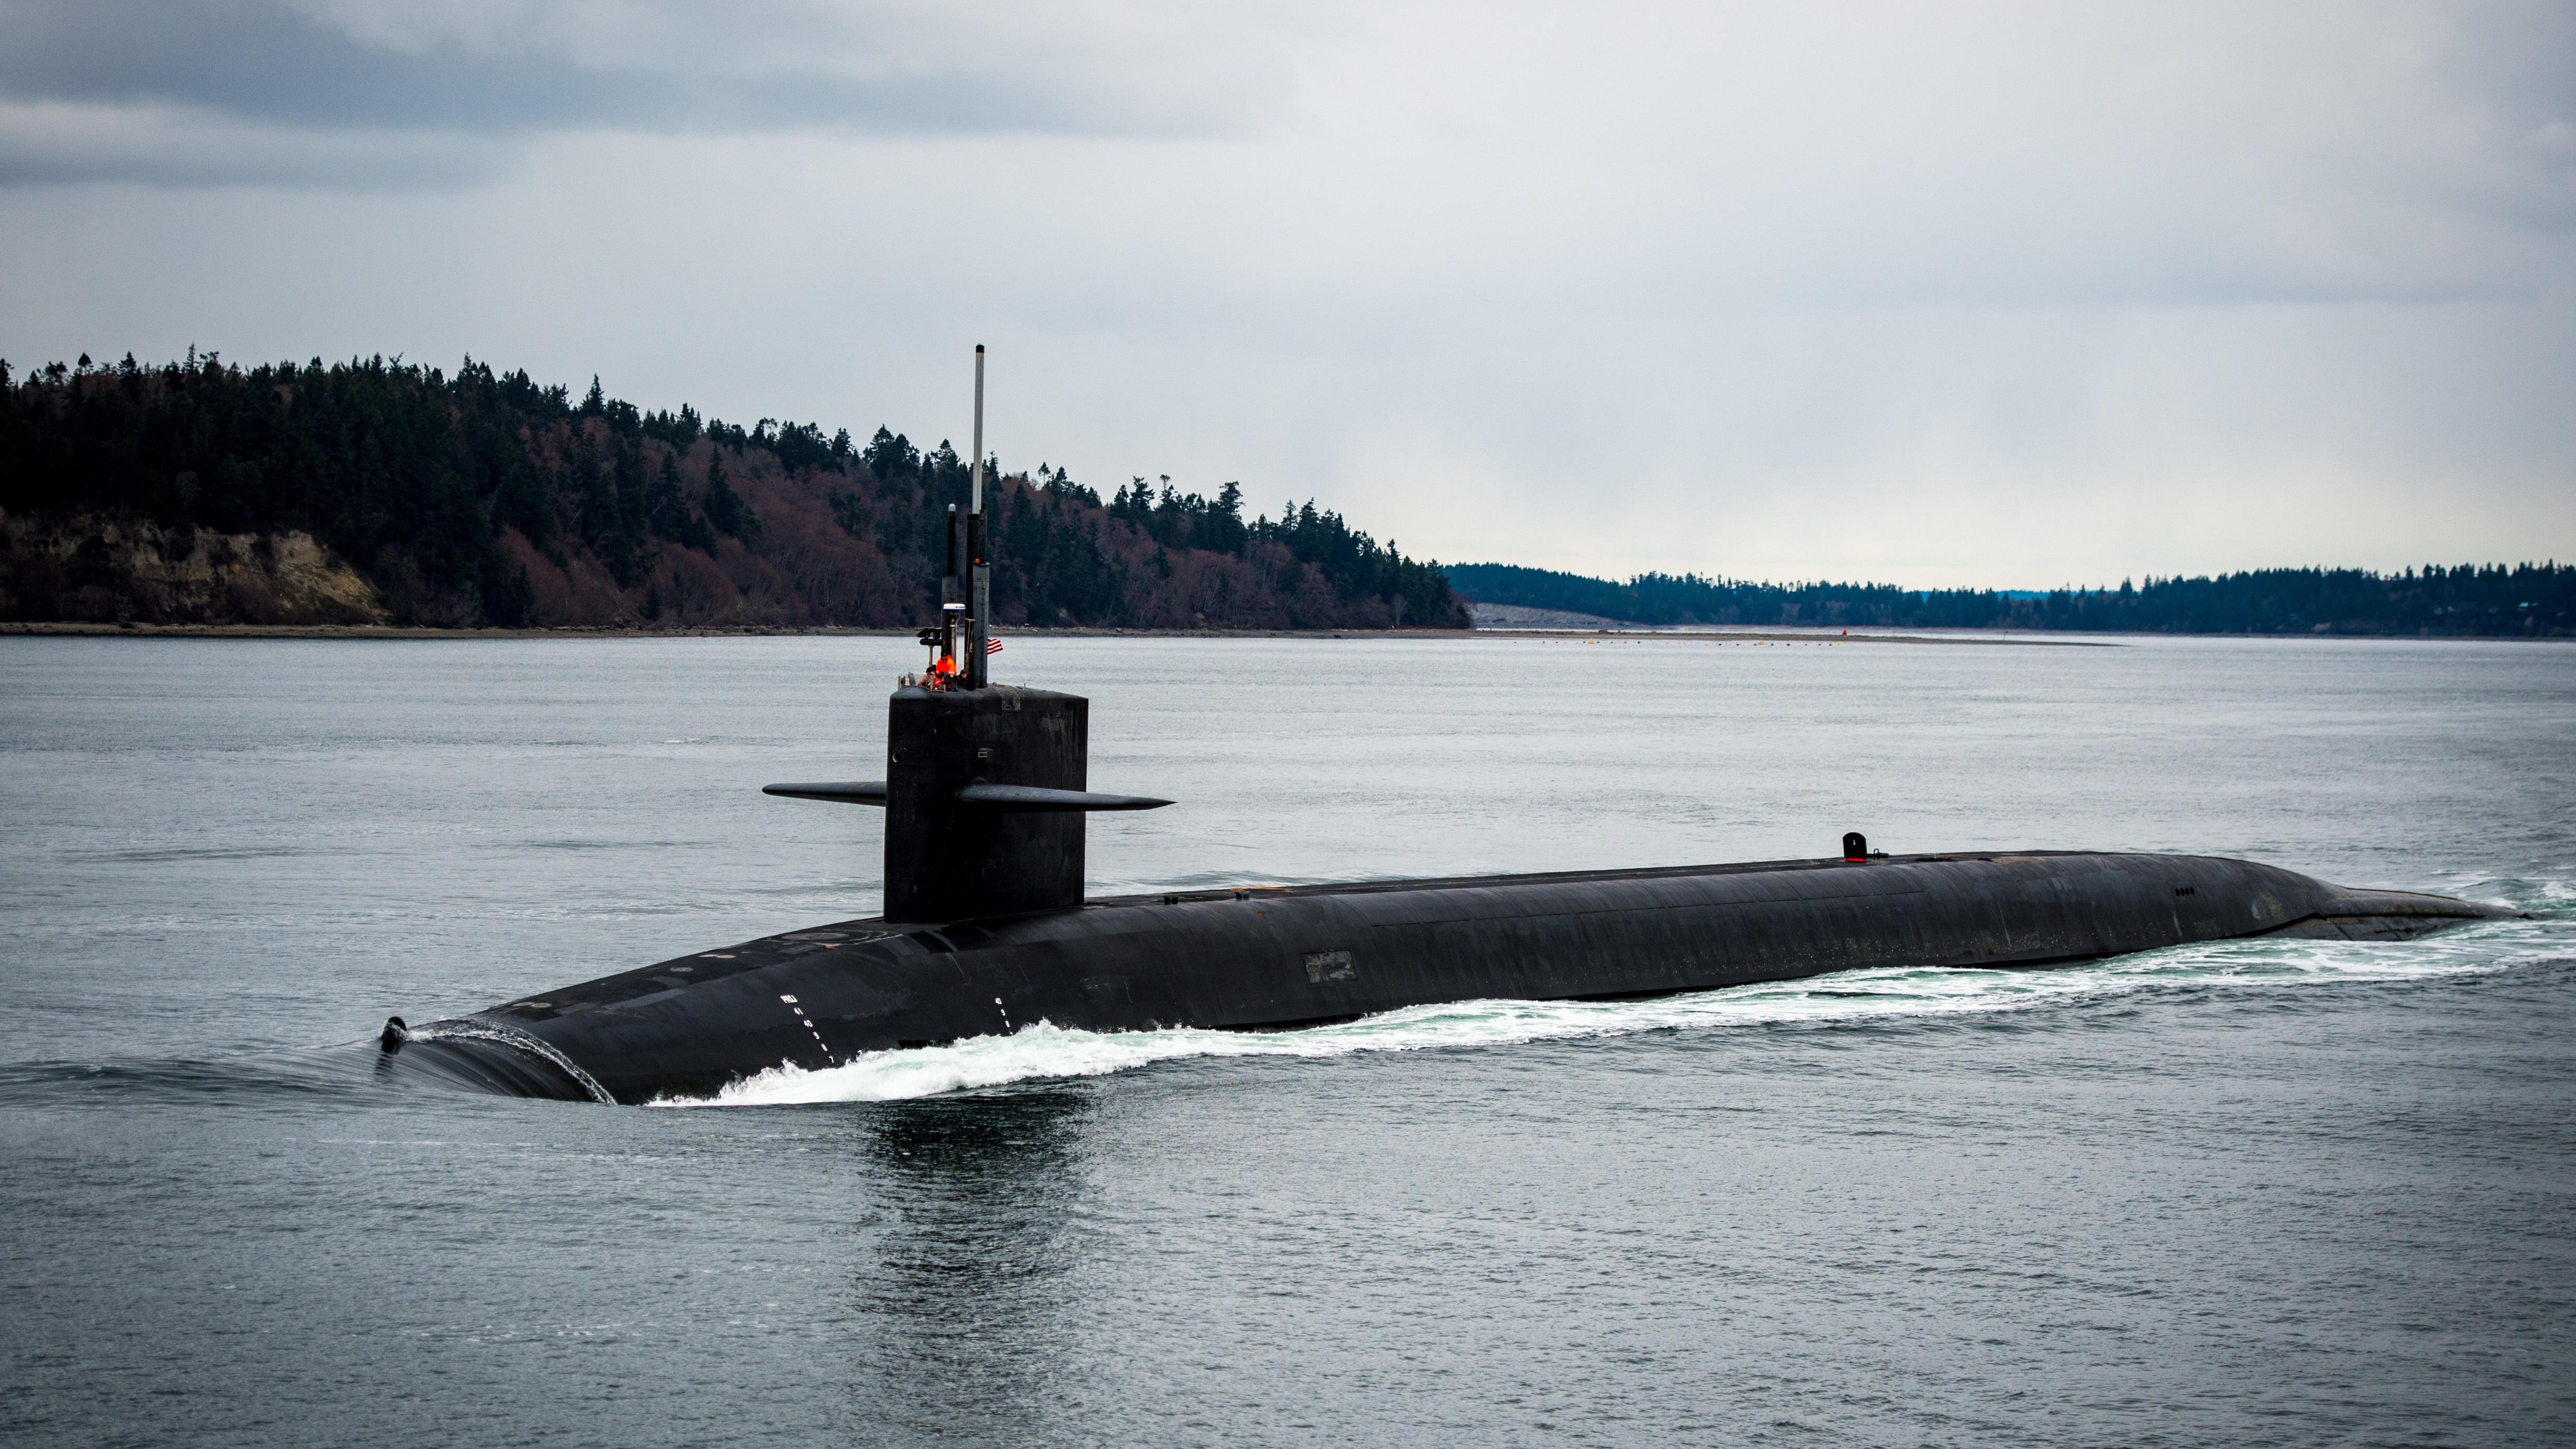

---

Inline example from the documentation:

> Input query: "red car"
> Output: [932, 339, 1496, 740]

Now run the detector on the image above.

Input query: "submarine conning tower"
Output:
[763, 344, 1170, 923]
[880, 684, 1163, 921]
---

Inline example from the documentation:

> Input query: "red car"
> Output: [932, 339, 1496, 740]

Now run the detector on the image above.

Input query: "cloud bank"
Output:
[1, 0, 2568, 582]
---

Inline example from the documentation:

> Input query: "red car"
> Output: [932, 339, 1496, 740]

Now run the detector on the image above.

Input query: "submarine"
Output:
[382, 348, 2518, 1104]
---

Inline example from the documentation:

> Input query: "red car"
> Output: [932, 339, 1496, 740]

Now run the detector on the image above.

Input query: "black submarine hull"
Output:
[394, 850, 2512, 1104]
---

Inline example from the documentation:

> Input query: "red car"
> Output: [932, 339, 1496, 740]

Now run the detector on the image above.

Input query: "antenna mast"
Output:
[965, 345, 991, 688]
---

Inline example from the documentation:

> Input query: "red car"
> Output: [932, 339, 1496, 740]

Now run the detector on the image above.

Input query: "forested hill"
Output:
[1450, 562, 2576, 637]
[0, 351, 1466, 631]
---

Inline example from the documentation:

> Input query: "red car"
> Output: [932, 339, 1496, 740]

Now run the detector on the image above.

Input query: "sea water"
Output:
[2, 632, 2570, 1446]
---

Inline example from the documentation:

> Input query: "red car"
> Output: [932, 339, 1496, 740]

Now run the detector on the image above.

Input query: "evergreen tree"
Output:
[702, 455, 758, 542]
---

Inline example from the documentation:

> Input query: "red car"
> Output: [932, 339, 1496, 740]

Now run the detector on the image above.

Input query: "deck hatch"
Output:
[1304, 949, 1357, 983]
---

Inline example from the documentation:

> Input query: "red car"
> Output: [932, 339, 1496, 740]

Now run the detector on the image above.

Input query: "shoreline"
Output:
[1, 620, 2095, 645]
[9, 620, 2558, 646]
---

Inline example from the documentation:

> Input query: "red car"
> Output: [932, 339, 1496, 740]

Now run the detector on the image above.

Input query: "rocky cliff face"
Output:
[0, 513, 385, 626]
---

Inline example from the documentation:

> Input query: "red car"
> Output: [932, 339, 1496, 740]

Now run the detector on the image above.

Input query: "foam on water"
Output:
[669, 916, 2566, 1107]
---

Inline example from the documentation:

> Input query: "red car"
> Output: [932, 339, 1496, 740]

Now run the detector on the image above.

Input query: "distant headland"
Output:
[1446, 562, 2573, 638]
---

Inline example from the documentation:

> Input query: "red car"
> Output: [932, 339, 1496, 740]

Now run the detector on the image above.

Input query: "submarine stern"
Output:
[2261, 886, 2522, 941]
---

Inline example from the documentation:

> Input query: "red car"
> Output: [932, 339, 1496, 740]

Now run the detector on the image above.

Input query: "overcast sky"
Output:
[3, 1, 2570, 584]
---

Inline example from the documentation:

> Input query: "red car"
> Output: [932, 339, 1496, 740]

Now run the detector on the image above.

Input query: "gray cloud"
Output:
[0, 0, 1300, 185]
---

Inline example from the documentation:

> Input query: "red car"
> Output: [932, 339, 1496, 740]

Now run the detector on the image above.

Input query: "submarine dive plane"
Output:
[381, 347, 2518, 1103]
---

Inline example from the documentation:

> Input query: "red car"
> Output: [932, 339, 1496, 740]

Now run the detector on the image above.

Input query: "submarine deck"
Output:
[1097, 849, 2089, 905]
[478, 852, 2048, 1020]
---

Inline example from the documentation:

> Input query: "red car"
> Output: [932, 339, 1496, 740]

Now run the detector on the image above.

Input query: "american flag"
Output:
[985, 637, 1004, 655]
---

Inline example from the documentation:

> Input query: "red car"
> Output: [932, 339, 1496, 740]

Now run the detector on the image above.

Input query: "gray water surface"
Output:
[2, 633, 2571, 1446]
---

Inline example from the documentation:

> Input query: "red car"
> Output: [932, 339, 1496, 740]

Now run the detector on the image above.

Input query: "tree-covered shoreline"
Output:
[0, 350, 1468, 631]
[10, 350, 2561, 639]
[1449, 562, 2575, 637]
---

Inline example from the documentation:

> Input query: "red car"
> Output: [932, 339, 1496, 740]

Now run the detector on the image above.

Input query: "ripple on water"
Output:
[0, 1044, 381, 1108]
